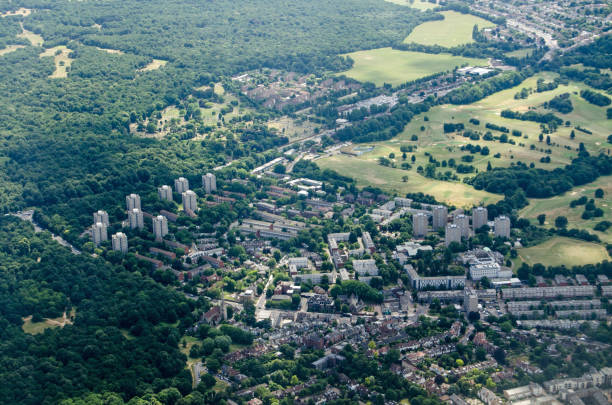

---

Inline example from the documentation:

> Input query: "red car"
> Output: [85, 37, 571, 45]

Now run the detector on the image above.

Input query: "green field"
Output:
[521, 175, 612, 243]
[316, 154, 501, 207]
[517, 237, 611, 268]
[317, 72, 611, 211]
[505, 48, 534, 58]
[383, 73, 610, 174]
[339, 48, 487, 86]
[384, 0, 438, 10]
[404, 11, 496, 47]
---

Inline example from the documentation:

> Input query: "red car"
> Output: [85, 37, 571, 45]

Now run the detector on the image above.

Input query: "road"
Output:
[8, 210, 81, 255]
[256, 273, 273, 312]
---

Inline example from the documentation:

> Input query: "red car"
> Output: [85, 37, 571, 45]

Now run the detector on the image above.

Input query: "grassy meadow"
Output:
[339, 48, 487, 86]
[404, 11, 496, 47]
[517, 237, 611, 268]
[520, 175, 612, 243]
[317, 154, 501, 207]
[316, 72, 611, 213]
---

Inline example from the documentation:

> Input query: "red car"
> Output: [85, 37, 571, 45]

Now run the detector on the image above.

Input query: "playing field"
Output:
[339, 48, 487, 86]
[517, 237, 611, 267]
[384, 0, 438, 10]
[520, 175, 612, 243]
[404, 11, 496, 47]
[317, 154, 501, 207]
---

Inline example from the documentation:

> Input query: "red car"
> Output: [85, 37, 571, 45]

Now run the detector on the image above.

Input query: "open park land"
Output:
[340, 48, 487, 86]
[520, 175, 612, 243]
[404, 11, 496, 47]
[517, 237, 611, 268]
[317, 153, 501, 207]
[317, 72, 610, 210]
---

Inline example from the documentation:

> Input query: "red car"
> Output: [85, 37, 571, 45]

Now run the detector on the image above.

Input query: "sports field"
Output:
[520, 175, 612, 243]
[317, 154, 501, 207]
[340, 48, 487, 86]
[404, 11, 496, 47]
[384, 0, 438, 10]
[517, 237, 610, 268]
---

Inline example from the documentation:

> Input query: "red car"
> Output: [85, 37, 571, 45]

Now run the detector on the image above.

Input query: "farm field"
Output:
[384, 0, 438, 10]
[39, 46, 73, 78]
[316, 153, 501, 207]
[339, 48, 487, 86]
[520, 175, 612, 243]
[404, 11, 496, 47]
[517, 237, 611, 268]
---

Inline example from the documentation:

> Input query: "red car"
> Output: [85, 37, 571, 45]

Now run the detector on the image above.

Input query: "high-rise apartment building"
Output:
[202, 173, 217, 194]
[413, 213, 428, 238]
[152, 215, 168, 240]
[128, 208, 144, 229]
[432, 205, 448, 230]
[158, 185, 173, 201]
[126, 193, 141, 211]
[174, 177, 189, 194]
[472, 207, 488, 230]
[93, 210, 109, 226]
[111, 232, 128, 253]
[92, 222, 108, 246]
[182, 190, 198, 212]
[494, 216, 511, 238]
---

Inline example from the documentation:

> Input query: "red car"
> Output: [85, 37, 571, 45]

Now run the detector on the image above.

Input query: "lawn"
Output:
[404, 11, 496, 47]
[520, 175, 612, 243]
[339, 48, 487, 86]
[317, 154, 501, 207]
[384, 0, 438, 10]
[517, 237, 610, 268]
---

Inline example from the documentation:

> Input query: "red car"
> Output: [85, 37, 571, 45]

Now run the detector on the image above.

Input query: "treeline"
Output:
[469, 154, 612, 198]
[334, 101, 431, 143]
[580, 89, 611, 107]
[440, 2, 507, 25]
[442, 70, 528, 104]
[500, 109, 563, 126]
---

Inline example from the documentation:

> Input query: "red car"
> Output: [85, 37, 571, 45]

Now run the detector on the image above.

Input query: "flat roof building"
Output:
[92, 222, 107, 246]
[158, 185, 173, 201]
[202, 173, 217, 194]
[182, 190, 198, 212]
[128, 208, 144, 229]
[112, 232, 128, 253]
[174, 177, 189, 194]
[472, 207, 488, 230]
[413, 212, 428, 237]
[152, 215, 168, 241]
[93, 210, 109, 227]
[126, 193, 141, 211]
